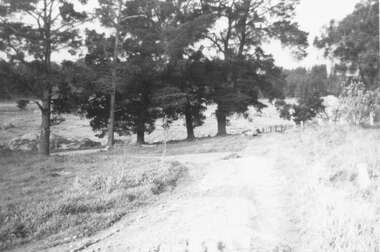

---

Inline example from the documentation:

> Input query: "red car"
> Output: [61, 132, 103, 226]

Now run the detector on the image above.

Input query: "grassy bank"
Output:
[269, 125, 380, 251]
[0, 150, 186, 251]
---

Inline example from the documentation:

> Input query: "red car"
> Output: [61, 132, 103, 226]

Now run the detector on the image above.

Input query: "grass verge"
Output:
[267, 125, 380, 251]
[0, 150, 186, 251]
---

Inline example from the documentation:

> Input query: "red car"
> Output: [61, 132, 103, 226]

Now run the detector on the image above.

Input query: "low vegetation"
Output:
[0, 150, 186, 251]
[0, 132, 251, 251]
[267, 125, 380, 251]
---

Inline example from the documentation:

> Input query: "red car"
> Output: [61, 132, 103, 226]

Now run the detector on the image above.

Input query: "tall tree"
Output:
[283, 67, 308, 97]
[159, 0, 216, 140]
[202, 0, 308, 135]
[0, 0, 88, 155]
[161, 50, 211, 140]
[96, 0, 123, 148]
[314, 0, 379, 89]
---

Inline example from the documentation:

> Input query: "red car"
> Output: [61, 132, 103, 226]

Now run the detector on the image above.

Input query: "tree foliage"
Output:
[339, 81, 380, 124]
[0, 0, 88, 155]
[314, 0, 379, 89]
[200, 0, 308, 134]
[275, 93, 325, 124]
[284, 65, 336, 97]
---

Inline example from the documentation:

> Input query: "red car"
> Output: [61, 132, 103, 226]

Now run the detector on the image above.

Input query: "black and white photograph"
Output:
[0, 0, 379, 251]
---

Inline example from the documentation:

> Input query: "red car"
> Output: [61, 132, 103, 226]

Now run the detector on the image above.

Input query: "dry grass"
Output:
[267, 125, 380, 251]
[0, 150, 186, 251]
[0, 130, 252, 251]
[0, 100, 290, 147]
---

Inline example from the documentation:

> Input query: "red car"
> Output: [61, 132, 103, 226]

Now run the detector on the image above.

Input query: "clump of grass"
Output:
[0, 150, 186, 251]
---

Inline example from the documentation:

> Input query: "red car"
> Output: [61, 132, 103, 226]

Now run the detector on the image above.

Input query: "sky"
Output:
[269, 0, 361, 70]
[3, 0, 362, 70]
[73, 0, 363, 70]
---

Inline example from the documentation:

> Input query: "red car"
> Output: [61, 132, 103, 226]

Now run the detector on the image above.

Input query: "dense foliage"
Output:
[339, 81, 380, 124]
[314, 0, 379, 89]
[275, 94, 325, 125]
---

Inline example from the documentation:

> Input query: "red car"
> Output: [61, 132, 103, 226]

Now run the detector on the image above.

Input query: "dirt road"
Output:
[48, 142, 298, 252]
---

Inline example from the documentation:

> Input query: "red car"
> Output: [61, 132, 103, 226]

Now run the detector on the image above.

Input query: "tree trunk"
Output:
[107, 68, 117, 148]
[136, 105, 147, 145]
[39, 2, 52, 156]
[136, 127, 145, 145]
[136, 116, 145, 145]
[185, 105, 195, 140]
[107, 17, 121, 149]
[216, 109, 227, 135]
[39, 90, 51, 155]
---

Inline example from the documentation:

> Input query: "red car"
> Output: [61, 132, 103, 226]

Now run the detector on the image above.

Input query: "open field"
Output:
[0, 100, 291, 149]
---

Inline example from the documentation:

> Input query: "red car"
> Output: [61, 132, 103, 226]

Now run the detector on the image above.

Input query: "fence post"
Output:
[370, 111, 375, 126]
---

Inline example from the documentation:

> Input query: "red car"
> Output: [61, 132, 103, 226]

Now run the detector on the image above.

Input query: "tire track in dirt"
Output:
[51, 144, 297, 252]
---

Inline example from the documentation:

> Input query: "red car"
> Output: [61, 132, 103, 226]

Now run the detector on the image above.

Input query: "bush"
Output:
[339, 81, 380, 125]
[275, 93, 325, 125]
[16, 99, 29, 110]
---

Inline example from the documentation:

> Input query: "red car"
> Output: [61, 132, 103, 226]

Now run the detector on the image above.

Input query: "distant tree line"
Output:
[283, 65, 345, 98]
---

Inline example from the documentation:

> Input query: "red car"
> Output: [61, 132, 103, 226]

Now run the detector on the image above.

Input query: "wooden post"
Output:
[370, 111, 375, 126]
[357, 163, 370, 189]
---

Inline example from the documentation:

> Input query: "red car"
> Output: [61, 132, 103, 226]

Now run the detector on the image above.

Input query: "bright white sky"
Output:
[268, 0, 361, 70]
[5, 0, 362, 71]
[74, 0, 362, 70]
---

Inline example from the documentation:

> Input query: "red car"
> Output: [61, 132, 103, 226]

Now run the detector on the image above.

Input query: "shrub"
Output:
[339, 81, 380, 125]
[275, 93, 325, 125]
[16, 99, 29, 110]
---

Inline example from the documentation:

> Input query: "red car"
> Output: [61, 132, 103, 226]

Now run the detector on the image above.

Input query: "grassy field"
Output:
[259, 125, 380, 251]
[0, 133, 252, 251]
[0, 150, 187, 251]
[0, 99, 283, 251]
[0, 100, 291, 148]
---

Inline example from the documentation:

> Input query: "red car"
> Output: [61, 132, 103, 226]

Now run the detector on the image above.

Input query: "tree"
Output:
[283, 67, 308, 97]
[284, 65, 337, 98]
[95, 0, 147, 148]
[157, 0, 217, 140]
[314, 0, 379, 89]
[275, 93, 326, 125]
[307, 65, 328, 96]
[339, 81, 380, 124]
[101, 0, 215, 142]
[160, 50, 211, 140]
[83, 0, 184, 144]
[0, 0, 88, 155]
[202, 0, 308, 135]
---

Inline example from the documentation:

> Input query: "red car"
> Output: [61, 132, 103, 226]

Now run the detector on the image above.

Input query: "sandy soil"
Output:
[37, 139, 297, 252]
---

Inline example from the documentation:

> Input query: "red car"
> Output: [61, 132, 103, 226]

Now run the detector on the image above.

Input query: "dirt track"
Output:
[43, 140, 298, 252]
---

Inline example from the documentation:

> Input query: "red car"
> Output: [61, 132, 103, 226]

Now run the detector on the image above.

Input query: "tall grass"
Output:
[0, 150, 186, 251]
[274, 125, 380, 251]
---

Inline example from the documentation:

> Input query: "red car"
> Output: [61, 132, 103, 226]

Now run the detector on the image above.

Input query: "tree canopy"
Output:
[314, 0, 379, 89]
[0, 0, 88, 155]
